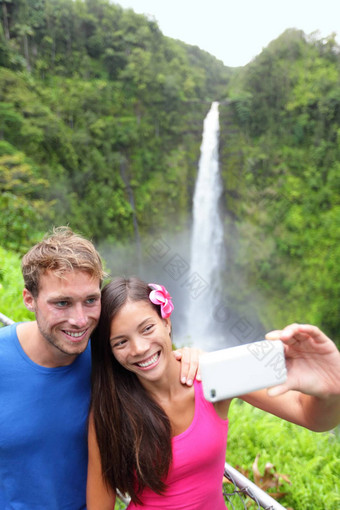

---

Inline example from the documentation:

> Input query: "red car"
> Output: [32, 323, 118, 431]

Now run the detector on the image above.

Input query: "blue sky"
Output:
[116, 0, 340, 67]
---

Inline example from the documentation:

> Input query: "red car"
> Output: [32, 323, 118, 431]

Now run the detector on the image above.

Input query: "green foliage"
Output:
[220, 29, 340, 344]
[114, 497, 127, 510]
[0, 246, 34, 322]
[227, 400, 340, 509]
[0, 4, 339, 343]
[0, 0, 230, 248]
[0, 151, 51, 253]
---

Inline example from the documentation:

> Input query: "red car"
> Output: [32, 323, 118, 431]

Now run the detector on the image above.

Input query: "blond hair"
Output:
[22, 226, 106, 296]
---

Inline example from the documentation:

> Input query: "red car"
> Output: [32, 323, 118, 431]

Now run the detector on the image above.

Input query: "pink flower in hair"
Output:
[148, 283, 174, 319]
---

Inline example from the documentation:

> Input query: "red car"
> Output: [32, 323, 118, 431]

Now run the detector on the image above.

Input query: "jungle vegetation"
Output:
[0, 1, 339, 346]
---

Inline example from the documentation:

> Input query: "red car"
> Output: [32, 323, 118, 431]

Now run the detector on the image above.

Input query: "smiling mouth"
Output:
[63, 329, 88, 340]
[136, 352, 160, 368]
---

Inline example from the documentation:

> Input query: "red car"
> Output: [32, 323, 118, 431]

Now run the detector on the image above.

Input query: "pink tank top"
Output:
[128, 379, 229, 509]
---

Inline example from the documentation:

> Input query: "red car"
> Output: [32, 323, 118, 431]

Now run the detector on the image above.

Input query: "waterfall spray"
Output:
[186, 101, 224, 348]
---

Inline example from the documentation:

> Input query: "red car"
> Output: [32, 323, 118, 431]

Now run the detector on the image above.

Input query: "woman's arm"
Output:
[87, 412, 116, 510]
[241, 324, 340, 431]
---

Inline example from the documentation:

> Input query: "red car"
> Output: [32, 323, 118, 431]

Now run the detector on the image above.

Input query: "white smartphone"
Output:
[200, 340, 287, 402]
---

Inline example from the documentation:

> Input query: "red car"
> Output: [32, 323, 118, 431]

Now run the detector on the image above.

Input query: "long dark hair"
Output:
[90, 277, 172, 504]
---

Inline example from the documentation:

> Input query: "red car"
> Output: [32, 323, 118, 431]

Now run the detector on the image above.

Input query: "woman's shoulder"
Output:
[194, 379, 231, 420]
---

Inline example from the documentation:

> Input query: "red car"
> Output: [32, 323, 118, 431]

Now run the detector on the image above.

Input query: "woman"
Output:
[87, 277, 340, 509]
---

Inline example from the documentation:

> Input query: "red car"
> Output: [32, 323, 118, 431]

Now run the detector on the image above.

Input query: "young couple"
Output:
[1, 227, 339, 509]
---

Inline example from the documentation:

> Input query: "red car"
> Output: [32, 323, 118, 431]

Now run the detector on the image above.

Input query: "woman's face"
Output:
[109, 299, 172, 383]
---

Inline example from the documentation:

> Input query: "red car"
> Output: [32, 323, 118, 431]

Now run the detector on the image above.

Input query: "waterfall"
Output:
[185, 101, 225, 349]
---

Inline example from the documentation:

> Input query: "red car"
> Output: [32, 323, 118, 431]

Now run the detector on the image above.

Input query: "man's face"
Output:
[23, 269, 101, 366]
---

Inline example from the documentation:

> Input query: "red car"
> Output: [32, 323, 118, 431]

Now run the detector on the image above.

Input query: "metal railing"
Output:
[223, 462, 286, 509]
[0, 312, 14, 327]
[0, 312, 286, 510]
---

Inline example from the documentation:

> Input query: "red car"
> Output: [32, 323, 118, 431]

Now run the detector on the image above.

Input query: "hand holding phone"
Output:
[200, 340, 287, 402]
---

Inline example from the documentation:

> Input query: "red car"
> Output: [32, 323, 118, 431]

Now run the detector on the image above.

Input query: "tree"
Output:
[0, 151, 51, 252]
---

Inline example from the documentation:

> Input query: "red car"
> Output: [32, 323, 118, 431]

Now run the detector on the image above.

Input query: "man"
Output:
[0, 227, 198, 509]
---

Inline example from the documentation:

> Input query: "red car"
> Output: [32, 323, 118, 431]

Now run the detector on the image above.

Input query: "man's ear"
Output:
[23, 288, 36, 312]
